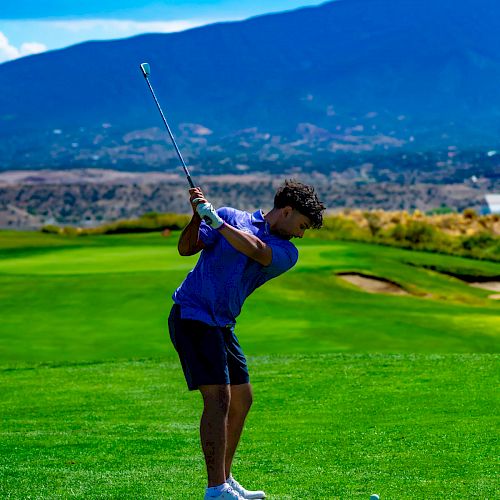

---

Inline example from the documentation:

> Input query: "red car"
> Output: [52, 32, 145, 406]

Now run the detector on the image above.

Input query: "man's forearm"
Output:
[178, 213, 204, 256]
[218, 223, 272, 266]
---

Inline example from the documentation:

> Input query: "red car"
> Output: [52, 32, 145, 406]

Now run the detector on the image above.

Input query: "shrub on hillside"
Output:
[315, 210, 499, 262]
[426, 206, 455, 215]
[41, 225, 61, 234]
[83, 213, 191, 235]
[316, 214, 369, 240]
[463, 208, 478, 220]
[383, 220, 453, 253]
[404, 220, 438, 245]
[40, 213, 191, 236]
[364, 211, 383, 237]
[41, 225, 81, 236]
[461, 232, 496, 251]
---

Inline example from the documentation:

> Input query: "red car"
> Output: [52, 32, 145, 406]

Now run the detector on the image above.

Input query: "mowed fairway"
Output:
[0, 230, 499, 498]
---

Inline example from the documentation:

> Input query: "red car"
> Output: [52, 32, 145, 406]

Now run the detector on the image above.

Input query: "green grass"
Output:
[0, 230, 499, 498]
[1, 355, 497, 499]
[0, 232, 499, 363]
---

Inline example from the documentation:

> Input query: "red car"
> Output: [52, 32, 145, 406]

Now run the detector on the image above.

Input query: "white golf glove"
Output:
[193, 198, 224, 229]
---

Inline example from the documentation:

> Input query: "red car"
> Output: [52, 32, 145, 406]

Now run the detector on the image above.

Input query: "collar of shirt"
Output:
[251, 209, 270, 235]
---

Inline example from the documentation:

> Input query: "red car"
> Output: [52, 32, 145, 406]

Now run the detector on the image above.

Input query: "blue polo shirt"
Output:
[172, 207, 298, 327]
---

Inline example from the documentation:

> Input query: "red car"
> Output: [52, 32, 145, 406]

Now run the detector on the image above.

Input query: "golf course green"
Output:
[1, 230, 498, 498]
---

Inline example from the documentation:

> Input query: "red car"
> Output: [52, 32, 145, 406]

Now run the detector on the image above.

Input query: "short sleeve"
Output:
[198, 207, 233, 247]
[263, 240, 298, 277]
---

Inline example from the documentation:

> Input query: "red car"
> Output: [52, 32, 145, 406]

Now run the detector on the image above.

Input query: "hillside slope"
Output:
[1, 0, 500, 170]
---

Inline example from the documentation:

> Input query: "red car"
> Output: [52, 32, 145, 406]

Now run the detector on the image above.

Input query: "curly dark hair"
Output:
[273, 179, 325, 229]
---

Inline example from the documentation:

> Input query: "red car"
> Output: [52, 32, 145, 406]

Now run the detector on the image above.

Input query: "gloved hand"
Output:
[193, 198, 224, 229]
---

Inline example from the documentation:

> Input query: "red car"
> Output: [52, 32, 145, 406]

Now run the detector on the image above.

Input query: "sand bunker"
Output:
[469, 281, 500, 300]
[337, 273, 409, 295]
[403, 263, 500, 300]
[470, 281, 500, 292]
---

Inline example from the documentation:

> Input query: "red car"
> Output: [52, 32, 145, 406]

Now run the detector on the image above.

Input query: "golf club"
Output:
[139, 62, 195, 189]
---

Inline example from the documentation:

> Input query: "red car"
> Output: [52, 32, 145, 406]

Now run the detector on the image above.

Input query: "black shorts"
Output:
[168, 304, 250, 391]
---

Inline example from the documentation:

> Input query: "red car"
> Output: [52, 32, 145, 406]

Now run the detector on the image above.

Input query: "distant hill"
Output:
[0, 0, 500, 172]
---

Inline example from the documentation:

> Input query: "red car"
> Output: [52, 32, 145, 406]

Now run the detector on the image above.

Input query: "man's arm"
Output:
[177, 187, 209, 256]
[218, 223, 272, 266]
[192, 190, 272, 266]
[177, 212, 205, 256]
[187, 187, 273, 266]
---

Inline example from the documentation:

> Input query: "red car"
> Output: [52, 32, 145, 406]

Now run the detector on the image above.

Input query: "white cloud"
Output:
[0, 32, 20, 62]
[20, 42, 47, 56]
[47, 18, 209, 35]
[0, 31, 47, 63]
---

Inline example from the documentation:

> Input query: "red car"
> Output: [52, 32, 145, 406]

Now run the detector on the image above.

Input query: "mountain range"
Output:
[0, 0, 499, 176]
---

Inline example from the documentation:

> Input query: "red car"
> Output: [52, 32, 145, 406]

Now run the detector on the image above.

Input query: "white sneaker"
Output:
[204, 484, 245, 499]
[227, 476, 266, 499]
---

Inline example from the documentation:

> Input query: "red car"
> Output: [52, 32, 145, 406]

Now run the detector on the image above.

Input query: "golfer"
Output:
[168, 180, 325, 499]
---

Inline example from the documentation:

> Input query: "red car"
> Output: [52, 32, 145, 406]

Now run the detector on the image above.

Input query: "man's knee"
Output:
[200, 384, 231, 414]
[230, 383, 253, 413]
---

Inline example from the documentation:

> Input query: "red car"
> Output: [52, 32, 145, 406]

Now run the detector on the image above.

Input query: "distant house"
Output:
[483, 194, 500, 214]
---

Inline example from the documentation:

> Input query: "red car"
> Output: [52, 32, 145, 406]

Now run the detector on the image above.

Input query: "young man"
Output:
[168, 180, 325, 499]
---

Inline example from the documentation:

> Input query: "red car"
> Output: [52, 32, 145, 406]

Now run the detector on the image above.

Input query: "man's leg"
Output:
[199, 384, 231, 487]
[225, 383, 253, 478]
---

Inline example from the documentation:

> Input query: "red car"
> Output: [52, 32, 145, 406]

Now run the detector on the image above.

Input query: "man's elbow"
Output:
[252, 246, 272, 267]
[178, 246, 195, 256]
[177, 241, 190, 256]
[178, 242, 204, 256]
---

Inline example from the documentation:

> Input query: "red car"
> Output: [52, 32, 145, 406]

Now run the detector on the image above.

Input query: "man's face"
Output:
[273, 207, 312, 240]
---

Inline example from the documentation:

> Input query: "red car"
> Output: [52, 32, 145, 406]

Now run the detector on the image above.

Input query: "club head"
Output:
[140, 62, 151, 77]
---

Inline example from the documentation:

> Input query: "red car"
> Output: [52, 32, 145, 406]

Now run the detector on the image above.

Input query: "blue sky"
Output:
[0, 1, 326, 63]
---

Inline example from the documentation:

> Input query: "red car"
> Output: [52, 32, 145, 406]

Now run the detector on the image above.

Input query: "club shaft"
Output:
[142, 75, 195, 189]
